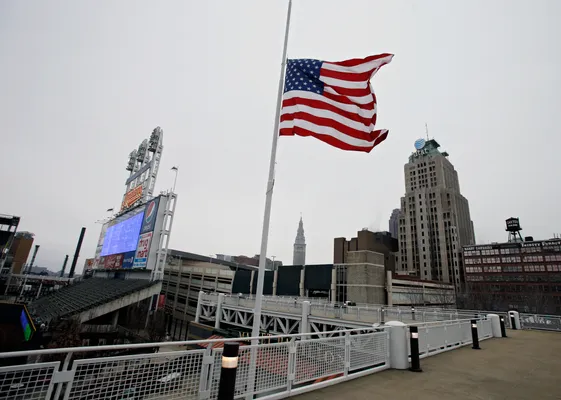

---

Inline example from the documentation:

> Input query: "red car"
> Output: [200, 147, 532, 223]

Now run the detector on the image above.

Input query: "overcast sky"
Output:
[1, 0, 560, 273]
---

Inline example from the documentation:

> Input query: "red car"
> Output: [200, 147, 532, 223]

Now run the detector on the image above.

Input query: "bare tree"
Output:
[432, 285, 456, 308]
[520, 274, 553, 314]
[459, 282, 500, 311]
[43, 317, 82, 362]
[120, 301, 167, 342]
[405, 287, 426, 306]
[146, 310, 167, 342]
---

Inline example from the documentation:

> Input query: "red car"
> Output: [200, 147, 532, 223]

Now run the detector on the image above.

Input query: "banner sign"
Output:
[157, 294, 166, 309]
[140, 197, 160, 234]
[105, 253, 124, 269]
[133, 232, 153, 268]
[84, 258, 94, 271]
[96, 256, 106, 269]
[122, 251, 136, 269]
[121, 185, 143, 211]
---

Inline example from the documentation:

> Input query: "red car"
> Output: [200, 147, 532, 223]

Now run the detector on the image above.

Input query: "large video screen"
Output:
[100, 212, 144, 256]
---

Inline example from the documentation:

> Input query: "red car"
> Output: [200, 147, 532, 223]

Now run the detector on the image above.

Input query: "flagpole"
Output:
[251, 0, 292, 340]
[246, 0, 292, 397]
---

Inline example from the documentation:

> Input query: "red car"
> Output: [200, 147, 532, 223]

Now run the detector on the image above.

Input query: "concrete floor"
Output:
[291, 330, 561, 400]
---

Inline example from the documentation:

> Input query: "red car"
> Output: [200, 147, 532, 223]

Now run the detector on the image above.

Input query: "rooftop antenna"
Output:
[425, 123, 429, 140]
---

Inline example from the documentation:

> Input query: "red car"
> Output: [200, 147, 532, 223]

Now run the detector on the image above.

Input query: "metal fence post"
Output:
[218, 342, 240, 400]
[471, 320, 481, 350]
[499, 316, 507, 338]
[409, 326, 422, 372]
[344, 332, 351, 377]
[286, 338, 297, 393]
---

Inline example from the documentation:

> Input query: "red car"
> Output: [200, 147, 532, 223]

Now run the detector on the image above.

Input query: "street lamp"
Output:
[171, 166, 179, 193]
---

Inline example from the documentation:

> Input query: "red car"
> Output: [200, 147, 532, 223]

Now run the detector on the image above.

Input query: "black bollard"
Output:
[218, 342, 240, 400]
[471, 319, 481, 350]
[499, 316, 507, 338]
[409, 326, 422, 372]
[381, 307, 385, 324]
[411, 306, 416, 321]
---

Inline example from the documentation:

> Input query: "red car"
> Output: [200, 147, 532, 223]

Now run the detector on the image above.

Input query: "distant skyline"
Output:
[2, 0, 560, 273]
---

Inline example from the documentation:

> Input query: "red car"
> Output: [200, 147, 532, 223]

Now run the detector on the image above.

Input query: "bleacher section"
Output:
[28, 278, 158, 324]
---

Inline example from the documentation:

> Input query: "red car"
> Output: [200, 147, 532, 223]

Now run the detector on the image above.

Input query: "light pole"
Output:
[171, 166, 179, 193]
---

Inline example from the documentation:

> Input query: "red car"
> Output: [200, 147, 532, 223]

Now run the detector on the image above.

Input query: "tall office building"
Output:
[293, 217, 306, 266]
[388, 209, 400, 239]
[397, 138, 475, 286]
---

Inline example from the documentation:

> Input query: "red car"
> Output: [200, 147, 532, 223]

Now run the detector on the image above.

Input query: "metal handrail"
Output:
[0, 326, 379, 359]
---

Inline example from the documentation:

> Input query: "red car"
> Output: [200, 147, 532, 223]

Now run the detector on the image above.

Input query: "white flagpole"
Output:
[246, 0, 292, 397]
[251, 0, 292, 339]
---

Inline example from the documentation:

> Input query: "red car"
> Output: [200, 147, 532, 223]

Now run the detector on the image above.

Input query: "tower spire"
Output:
[293, 216, 306, 265]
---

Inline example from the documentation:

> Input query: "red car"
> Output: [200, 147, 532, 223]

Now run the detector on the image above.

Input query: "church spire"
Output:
[293, 216, 306, 265]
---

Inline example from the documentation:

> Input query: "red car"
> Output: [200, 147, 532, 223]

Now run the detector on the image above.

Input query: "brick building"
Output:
[462, 239, 561, 314]
[334, 229, 398, 271]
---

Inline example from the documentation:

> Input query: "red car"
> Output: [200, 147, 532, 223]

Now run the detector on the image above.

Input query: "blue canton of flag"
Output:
[284, 59, 324, 95]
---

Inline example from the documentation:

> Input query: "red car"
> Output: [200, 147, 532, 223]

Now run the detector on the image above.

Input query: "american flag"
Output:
[279, 53, 393, 153]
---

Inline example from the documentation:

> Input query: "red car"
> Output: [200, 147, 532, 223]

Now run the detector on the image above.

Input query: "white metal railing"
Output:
[205, 294, 526, 328]
[518, 313, 561, 332]
[203, 293, 561, 333]
[0, 328, 389, 400]
[407, 318, 493, 359]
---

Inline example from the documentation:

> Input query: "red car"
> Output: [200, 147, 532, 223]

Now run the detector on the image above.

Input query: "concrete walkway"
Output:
[291, 330, 561, 400]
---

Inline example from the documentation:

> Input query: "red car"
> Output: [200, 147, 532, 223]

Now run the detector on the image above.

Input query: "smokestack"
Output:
[68, 227, 86, 278]
[60, 254, 69, 277]
[27, 244, 40, 274]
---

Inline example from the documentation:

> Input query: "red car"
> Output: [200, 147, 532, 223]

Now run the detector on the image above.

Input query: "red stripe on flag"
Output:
[282, 96, 374, 127]
[321, 90, 374, 110]
[371, 92, 378, 127]
[324, 85, 372, 98]
[280, 112, 377, 142]
[321, 90, 375, 111]
[320, 68, 373, 82]
[327, 53, 393, 67]
[280, 126, 388, 153]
